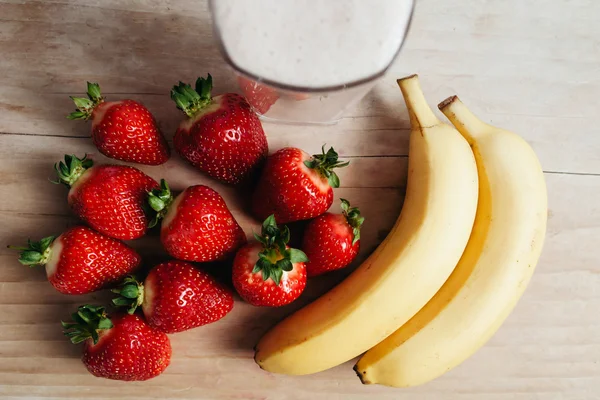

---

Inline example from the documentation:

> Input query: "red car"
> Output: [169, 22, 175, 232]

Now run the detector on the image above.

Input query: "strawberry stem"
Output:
[303, 145, 350, 188]
[170, 74, 213, 118]
[111, 276, 144, 314]
[67, 82, 105, 120]
[62, 305, 113, 345]
[252, 215, 308, 285]
[340, 198, 364, 245]
[147, 179, 174, 228]
[9, 235, 55, 267]
[53, 154, 93, 187]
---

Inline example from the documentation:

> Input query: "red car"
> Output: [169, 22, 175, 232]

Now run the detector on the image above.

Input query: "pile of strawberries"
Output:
[12, 77, 364, 381]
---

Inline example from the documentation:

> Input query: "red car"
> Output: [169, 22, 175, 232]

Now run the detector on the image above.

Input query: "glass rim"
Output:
[208, 0, 416, 93]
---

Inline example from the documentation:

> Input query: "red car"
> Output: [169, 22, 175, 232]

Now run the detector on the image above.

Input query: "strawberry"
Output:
[302, 199, 364, 277]
[68, 82, 170, 165]
[62, 305, 171, 381]
[54, 154, 159, 240]
[112, 261, 234, 333]
[147, 180, 246, 262]
[171, 75, 268, 184]
[232, 215, 308, 307]
[252, 146, 349, 223]
[237, 76, 280, 114]
[12, 226, 141, 294]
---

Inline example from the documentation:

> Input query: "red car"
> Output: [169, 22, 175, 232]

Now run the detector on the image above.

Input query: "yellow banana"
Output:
[354, 96, 547, 387]
[254, 75, 478, 375]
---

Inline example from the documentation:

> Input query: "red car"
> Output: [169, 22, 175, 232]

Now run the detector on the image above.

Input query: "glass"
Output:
[210, 0, 415, 125]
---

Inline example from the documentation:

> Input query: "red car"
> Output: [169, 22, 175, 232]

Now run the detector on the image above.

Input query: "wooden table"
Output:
[1, 0, 598, 399]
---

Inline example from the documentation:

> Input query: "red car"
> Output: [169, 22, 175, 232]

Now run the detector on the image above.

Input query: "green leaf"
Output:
[254, 257, 271, 275]
[276, 258, 293, 272]
[352, 228, 361, 245]
[340, 198, 350, 212]
[289, 248, 309, 263]
[325, 146, 338, 161]
[71, 334, 89, 345]
[90, 329, 99, 345]
[67, 111, 87, 120]
[18, 250, 44, 266]
[258, 257, 271, 270]
[61, 321, 76, 329]
[328, 172, 340, 188]
[120, 285, 139, 299]
[271, 268, 283, 286]
[195, 74, 213, 99]
[148, 195, 165, 212]
[171, 78, 213, 118]
[276, 239, 287, 256]
[281, 226, 290, 244]
[97, 318, 113, 330]
[253, 232, 268, 246]
[160, 179, 170, 194]
[86, 82, 103, 102]
[261, 264, 271, 281]
[262, 214, 277, 231]
[77, 309, 94, 324]
[63, 304, 111, 345]
[38, 236, 55, 251]
[304, 160, 316, 169]
[264, 224, 278, 239]
[71, 96, 93, 110]
[112, 297, 131, 306]
[148, 215, 160, 229]
[81, 157, 93, 169]
[54, 154, 93, 187]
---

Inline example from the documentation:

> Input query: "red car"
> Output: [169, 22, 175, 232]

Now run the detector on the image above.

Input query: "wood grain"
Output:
[0, 0, 599, 398]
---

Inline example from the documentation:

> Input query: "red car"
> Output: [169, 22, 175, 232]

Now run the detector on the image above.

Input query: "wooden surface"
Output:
[1, 0, 599, 399]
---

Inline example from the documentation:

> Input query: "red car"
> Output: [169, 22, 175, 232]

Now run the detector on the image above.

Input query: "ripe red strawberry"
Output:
[112, 261, 234, 333]
[303, 199, 364, 277]
[68, 82, 170, 165]
[147, 180, 246, 262]
[237, 76, 280, 114]
[12, 226, 141, 294]
[54, 154, 159, 240]
[63, 305, 171, 381]
[171, 75, 268, 184]
[232, 215, 307, 307]
[252, 146, 349, 223]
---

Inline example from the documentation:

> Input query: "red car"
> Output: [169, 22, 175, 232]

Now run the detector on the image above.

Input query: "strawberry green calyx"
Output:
[67, 82, 104, 120]
[304, 145, 350, 188]
[62, 305, 113, 345]
[111, 276, 144, 314]
[53, 154, 94, 187]
[147, 179, 174, 228]
[170, 74, 213, 118]
[340, 198, 365, 245]
[10, 236, 55, 267]
[253, 215, 308, 285]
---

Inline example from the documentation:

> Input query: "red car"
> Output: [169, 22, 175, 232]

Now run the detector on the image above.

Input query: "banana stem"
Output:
[438, 96, 489, 140]
[397, 74, 440, 128]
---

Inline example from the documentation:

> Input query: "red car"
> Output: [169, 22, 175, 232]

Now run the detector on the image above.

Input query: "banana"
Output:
[354, 96, 548, 387]
[254, 75, 478, 375]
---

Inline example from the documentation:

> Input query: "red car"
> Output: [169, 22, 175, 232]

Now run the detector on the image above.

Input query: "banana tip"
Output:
[438, 95, 459, 110]
[396, 74, 418, 85]
[353, 364, 372, 385]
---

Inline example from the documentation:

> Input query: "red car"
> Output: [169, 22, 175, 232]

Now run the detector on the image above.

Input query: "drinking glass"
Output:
[210, 0, 415, 124]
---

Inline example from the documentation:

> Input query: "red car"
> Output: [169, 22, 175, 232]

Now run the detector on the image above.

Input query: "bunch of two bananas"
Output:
[254, 75, 547, 388]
